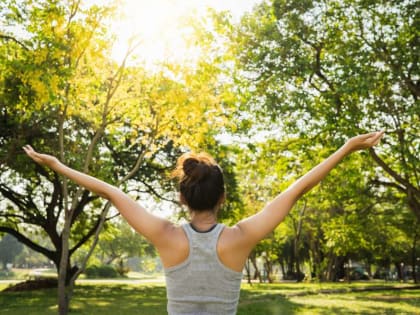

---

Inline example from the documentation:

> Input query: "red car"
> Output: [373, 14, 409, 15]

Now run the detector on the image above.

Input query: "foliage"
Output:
[94, 219, 155, 275]
[84, 264, 118, 279]
[0, 234, 23, 269]
[230, 133, 419, 281]
[0, 2, 419, 314]
[220, 0, 419, 220]
[0, 0, 239, 313]
[190, 0, 420, 282]
[0, 270, 16, 279]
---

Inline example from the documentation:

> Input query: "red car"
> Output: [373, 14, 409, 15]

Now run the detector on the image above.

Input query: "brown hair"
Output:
[172, 152, 225, 211]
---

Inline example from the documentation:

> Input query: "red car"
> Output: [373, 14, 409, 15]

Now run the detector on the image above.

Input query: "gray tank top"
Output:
[164, 223, 243, 315]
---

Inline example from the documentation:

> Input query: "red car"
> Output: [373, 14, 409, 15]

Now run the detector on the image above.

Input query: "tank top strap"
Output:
[210, 223, 224, 250]
[182, 223, 225, 252]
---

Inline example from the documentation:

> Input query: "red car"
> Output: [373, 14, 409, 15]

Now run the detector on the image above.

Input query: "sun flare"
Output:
[109, 0, 259, 65]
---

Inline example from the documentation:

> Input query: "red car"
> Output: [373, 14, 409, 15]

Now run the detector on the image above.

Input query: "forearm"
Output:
[52, 161, 117, 199]
[287, 143, 351, 199]
[235, 131, 383, 246]
[238, 143, 351, 242]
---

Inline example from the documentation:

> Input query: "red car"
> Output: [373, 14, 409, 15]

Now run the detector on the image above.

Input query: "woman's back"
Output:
[165, 223, 243, 315]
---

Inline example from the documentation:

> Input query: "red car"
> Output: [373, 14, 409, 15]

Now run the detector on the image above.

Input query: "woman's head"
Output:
[172, 152, 225, 212]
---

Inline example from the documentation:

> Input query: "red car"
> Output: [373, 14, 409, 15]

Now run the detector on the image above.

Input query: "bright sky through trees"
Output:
[108, 0, 260, 64]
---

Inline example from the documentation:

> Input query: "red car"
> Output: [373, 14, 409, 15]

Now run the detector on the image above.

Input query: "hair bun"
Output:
[172, 152, 225, 211]
[183, 158, 199, 176]
[183, 158, 210, 182]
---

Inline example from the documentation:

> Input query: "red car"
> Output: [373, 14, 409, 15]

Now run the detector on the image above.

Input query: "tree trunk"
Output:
[263, 257, 273, 283]
[412, 222, 419, 284]
[57, 266, 78, 314]
[395, 262, 404, 282]
[287, 250, 295, 280]
[249, 254, 262, 282]
[325, 252, 337, 281]
[58, 213, 72, 315]
[244, 258, 252, 284]
[293, 201, 306, 282]
[279, 260, 286, 280]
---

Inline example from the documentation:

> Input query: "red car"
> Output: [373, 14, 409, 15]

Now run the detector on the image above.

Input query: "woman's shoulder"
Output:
[157, 224, 189, 268]
[218, 225, 252, 272]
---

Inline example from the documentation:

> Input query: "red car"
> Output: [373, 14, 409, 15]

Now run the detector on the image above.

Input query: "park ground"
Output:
[0, 274, 419, 315]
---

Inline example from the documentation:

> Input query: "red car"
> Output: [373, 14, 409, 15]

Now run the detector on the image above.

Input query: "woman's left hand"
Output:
[344, 131, 384, 152]
[23, 145, 60, 167]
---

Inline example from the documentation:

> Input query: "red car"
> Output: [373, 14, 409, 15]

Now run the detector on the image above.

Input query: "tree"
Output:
[94, 219, 155, 275]
[209, 0, 419, 221]
[0, 234, 23, 269]
[181, 1, 419, 282]
[0, 1, 232, 314]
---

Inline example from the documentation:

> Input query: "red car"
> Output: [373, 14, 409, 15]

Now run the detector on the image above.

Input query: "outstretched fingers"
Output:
[367, 131, 384, 146]
[22, 145, 46, 165]
[23, 145, 34, 155]
[346, 131, 384, 152]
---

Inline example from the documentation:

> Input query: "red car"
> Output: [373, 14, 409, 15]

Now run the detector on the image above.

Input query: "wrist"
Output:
[341, 142, 354, 156]
[48, 158, 62, 170]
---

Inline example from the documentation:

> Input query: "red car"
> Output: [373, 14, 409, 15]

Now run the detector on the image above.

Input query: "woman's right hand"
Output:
[23, 145, 60, 168]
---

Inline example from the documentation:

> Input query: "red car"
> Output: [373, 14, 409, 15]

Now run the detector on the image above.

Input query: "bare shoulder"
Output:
[159, 223, 188, 248]
[219, 225, 244, 243]
[156, 223, 189, 268]
[219, 224, 252, 249]
[218, 225, 253, 272]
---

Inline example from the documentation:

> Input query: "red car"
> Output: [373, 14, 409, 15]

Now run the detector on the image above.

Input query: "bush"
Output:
[85, 265, 118, 278]
[0, 269, 16, 279]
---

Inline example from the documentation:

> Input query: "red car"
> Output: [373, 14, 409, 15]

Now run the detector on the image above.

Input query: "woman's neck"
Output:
[189, 210, 217, 232]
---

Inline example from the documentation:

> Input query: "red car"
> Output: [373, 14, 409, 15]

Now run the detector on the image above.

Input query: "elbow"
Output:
[285, 185, 307, 203]
[97, 191, 110, 199]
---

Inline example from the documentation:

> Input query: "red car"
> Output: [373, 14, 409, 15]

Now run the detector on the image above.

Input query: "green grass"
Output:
[237, 283, 420, 314]
[0, 281, 419, 314]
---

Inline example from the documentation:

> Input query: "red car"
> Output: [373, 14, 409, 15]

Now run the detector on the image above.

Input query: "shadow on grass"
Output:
[237, 288, 357, 315]
[71, 284, 168, 315]
[239, 285, 420, 315]
[1, 283, 420, 315]
[0, 284, 169, 315]
[287, 290, 420, 315]
[354, 290, 420, 314]
[0, 288, 58, 315]
[237, 292, 300, 315]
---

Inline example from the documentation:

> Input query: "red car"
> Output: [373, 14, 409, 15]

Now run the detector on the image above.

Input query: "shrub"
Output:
[0, 269, 16, 279]
[85, 264, 118, 278]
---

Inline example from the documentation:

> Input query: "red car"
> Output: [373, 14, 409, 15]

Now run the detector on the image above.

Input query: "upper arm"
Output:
[51, 162, 177, 249]
[235, 188, 299, 249]
[106, 187, 175, 248]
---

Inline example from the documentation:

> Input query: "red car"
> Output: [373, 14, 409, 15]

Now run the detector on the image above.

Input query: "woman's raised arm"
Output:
[234, 131, 384, 250]
[22, 145, 175, 248]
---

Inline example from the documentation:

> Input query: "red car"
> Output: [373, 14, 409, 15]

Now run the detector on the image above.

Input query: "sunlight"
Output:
[109, 0, 259, 65]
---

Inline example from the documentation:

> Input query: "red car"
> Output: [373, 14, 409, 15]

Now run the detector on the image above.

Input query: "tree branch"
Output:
[370, 179, 407, 193]
[69, 215, 102, 255]
[46, 173, 62, 225]
[369, 148, 420, 199]
[137, 180, 176, 203]
[0, 34, 29, 50]
[0, 184, 45, 225]
[70, 190, 97, 226]
[0, 227, 55, 260]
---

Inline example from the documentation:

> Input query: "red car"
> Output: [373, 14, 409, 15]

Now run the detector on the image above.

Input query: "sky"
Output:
[108, 0, 261, 65]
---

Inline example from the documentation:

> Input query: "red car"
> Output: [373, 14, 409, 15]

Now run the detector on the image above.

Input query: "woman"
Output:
[23, 131, 383, 315]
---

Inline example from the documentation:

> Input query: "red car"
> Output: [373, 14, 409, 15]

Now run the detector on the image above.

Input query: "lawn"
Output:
[0, 281, 419, 314]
